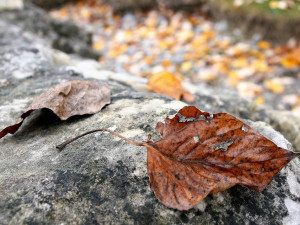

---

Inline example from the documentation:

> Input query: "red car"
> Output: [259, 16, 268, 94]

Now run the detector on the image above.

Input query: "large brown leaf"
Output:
[145, 106, 297, 210]
[56, 106, 298, 211]
[0, 80, 110, 139]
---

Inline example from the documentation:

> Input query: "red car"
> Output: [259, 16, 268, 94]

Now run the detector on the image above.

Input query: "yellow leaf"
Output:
[80, 8, 91, 20]
[177, 30, 194, 43]
[257, 41, 271, 50]
[93, 41, 104, 51]
[144, 56, 156, 65]
[251, 59, 269, 72]
[162, 60, 172, 68]
[231, 57, 248, 69]
[255, 96, 265, 105]
[202, 30, 216, 40]
[147, 71, 194, 101]
[280, 57, 298, 68]
[181, 61, 193, 72]
[227, 71, 239, 86]
[265, 79, 285, 94]
[250, 50, 266, 59]
[214, 39, 230, 49]
[158, 41, 168, 49]
[108, 44, 128, 58]
[58, 8, 68, 18]
[269, 1, 279, 9]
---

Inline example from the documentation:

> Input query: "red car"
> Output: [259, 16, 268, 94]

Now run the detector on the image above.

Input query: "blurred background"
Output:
[2, 0, 300, 116]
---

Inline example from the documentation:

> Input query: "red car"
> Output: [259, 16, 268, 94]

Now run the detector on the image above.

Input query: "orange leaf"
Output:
[257, 41, 271, 50]
[57, 107, 298, 211]
[147, 71, 194, 102]
[147, 106, 297, 210]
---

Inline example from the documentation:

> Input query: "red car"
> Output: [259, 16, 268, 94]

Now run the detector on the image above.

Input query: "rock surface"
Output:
[1, 4, 300, 225]
[0, 2, 98, 60]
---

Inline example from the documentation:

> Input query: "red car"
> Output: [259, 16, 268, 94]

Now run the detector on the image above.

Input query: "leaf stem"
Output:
[56, 128, 144, 151]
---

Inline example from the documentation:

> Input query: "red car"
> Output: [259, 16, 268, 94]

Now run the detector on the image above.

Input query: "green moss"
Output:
[213, 0, 300, 20]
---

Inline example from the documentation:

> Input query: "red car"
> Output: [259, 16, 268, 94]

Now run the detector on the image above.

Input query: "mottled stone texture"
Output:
[0, 2, 98, 59]
[0, 3, 300, 225]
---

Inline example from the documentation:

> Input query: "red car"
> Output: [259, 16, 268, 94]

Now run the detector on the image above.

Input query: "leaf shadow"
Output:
[13, 108, 93, 139]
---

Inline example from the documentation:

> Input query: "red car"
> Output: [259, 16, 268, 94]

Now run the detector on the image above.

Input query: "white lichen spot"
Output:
[285, 161, 300, 197]
[177, 111, 214, 124]
[102, 125, 117, 134]
[214, 192, 225, 202]
[214, 138, 234, 152]
[194, 200, 207, 212]
[283, 198, 300, 225]
[119, 129, 143, 139]
[241, 125, 248, 133]
[0, 79, 8, 87]
[167, 114, 176, 119]
[193, 136, 200, 143]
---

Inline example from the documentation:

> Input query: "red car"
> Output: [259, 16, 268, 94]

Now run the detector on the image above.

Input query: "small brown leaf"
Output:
[0, 80, 110, 139]
[146, 106, 297, 210]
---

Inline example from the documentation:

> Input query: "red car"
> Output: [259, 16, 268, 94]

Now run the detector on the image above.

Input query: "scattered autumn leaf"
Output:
[0, 80, 110, 139]
[265, 79, 285, 94]
[57, 106, 298, 211]
[258, 41, 271, 50]
[147, 71, 195, 102]
[50, 1, 300, 107]
[93, 40, 104, 51]
[255, 96, 265, 105]
[280, 57, 298, 68]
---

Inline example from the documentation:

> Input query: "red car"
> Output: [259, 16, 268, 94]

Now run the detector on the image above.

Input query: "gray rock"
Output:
[267, 110, 300, 152]
[1, 74, 300, 224]
[0, 2, 99, 60]
[1, 4, 300, 225]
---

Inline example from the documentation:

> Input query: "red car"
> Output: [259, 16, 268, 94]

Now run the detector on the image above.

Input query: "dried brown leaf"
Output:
[0, 80, 110, 139]
[146, 106, 297, 210]
[56, 106, 298, 211]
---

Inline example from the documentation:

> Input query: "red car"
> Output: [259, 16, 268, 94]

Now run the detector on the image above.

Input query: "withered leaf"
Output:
[56, 106, 298, 211]
[0, 80, 110, 139]
[146, 106, 297, 210]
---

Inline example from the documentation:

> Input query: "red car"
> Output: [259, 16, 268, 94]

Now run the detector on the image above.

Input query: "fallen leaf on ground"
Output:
[0, 80, 110, 139]
[265, 79, 285, 94]
[57, 106, 298, 211]
[147, 71, 195, 102]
